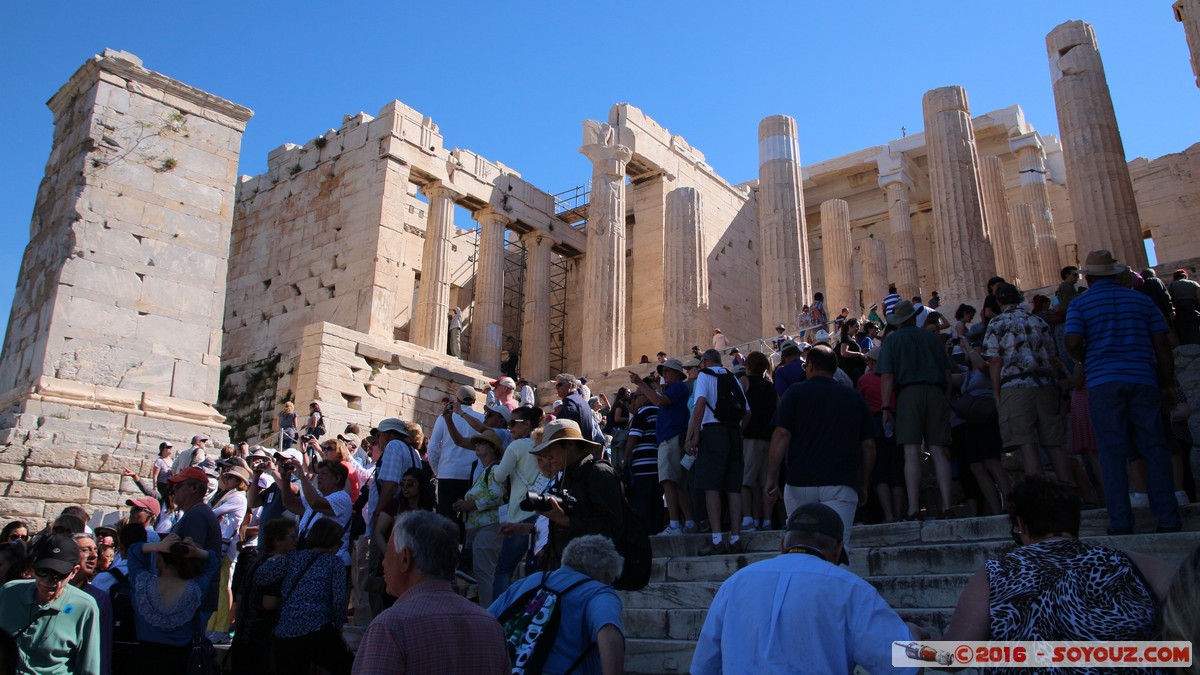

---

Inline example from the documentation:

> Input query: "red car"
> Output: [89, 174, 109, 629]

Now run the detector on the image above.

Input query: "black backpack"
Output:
[106, 567, 137, 643]
[700, 368, 747, 426]
[497, 572, 595, 675]
[312, 413, 326, 438]
[582, 459, 652, 592]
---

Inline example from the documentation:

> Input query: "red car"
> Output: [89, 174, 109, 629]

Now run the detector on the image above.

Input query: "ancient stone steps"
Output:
[624, 504, 1200, 674]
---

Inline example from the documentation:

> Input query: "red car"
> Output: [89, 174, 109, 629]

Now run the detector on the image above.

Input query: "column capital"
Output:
[579, 143, 633, 176]
[876, 150, 916, 191]
[471, 207, 512, 228]
[1008, 131, 1045, 157]
[419, 180, 461, 203]
[519, 229, 556, 248]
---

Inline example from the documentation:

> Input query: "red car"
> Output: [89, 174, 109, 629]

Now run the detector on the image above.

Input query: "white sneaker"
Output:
[1130, 493, 1149, 507]
[1176, 490, 1191, 505]
[661, 525, 684, 536]
[740, 522, 758, 533]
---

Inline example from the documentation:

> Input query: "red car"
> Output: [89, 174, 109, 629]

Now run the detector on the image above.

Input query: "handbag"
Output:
[952, 393, 997, 425]
[186, 630, 217, 675]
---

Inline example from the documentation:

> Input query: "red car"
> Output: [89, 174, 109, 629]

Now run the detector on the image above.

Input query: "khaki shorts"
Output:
[742, 438, 769, 487]
[896, 384, 953, 447]
[658, 435, 686, 484]
[998, 386, 1067, 448]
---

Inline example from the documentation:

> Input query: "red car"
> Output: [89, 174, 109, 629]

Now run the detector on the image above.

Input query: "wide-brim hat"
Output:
[273, 448, 304, 465]
[221, 465, 252, 485]
[468, 429, 504, 451]
[682, 357, 702, 368]
[376, 418, 411, 438]
[886, 300, 919, 326]
[813, 329, 832, 344]
[657, 358, 686, 375]
[531, 419, 601, 455]
[1079, 249, 1128, 277]
[484, 405, 512, 423]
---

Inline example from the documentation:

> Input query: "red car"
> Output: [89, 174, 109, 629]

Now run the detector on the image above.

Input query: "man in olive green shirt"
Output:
[0, 535, 100, 675]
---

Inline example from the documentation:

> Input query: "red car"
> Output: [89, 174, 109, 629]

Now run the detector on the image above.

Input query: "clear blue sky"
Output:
[1, 3, 1196, 337]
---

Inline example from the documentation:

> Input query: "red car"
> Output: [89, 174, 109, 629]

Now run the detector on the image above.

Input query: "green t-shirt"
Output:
[0, 580, 100, 675]
[876, 325, 952, 387]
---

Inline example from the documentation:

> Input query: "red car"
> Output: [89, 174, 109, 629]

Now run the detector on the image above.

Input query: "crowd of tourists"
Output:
[1, 248, 1198, 673]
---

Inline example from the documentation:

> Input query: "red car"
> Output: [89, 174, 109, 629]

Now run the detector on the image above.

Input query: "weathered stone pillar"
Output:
[979, 156, 1020, 283]
[859, 235, 889, 316]
[1009, 203, 1041, 289]
[411, 181, 461, 352]
[1176, 0, 1200, 89]
[877, 154, 921, 299]
[820, 199, 854, 317]
[580, 125, 633, 374]
[1009, 133, 1062, 285]
[470, 208, 511, 369]
[1047, 20, 1148, 270]
[757, 115, 811, 332]
[922, 86, 994, 303]
[663, 187, 709, 356]
[520, 231, 553, 383]
[0, 50, 251, 523]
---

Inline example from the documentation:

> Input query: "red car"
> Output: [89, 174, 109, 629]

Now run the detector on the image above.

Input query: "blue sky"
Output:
[1, 3, 1197, 336]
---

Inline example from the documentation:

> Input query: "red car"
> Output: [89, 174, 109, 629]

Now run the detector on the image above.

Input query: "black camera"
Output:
[520, 490, 575, 512]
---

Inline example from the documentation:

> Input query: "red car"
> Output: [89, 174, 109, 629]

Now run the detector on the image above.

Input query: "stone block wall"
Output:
[1131, 142, 1200, 264]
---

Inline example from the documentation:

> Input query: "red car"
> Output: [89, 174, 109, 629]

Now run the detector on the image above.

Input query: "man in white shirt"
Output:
[171, 434, 209, 475]
[276, 459, 353, 567]
[517, 378, 536, 407]
[426, 386, 484, 540]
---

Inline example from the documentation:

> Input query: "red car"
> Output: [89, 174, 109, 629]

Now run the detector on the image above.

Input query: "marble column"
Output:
[663, 187, 709, 356]
[520, 230, 553, 383]
[757, 115, 811, 332]
[820, 199, 854, 317]
[979, 156, 1019, 283]
[1009, 203, 1041, 290]
[579, 136, 633, 374]
[1047, 20, 1148, 270]
[411, 181, 461, 352]
[859, 235, 889, 316]
[470, 208, 511, 368]
[1175, 0, 1200, 89]
[922, 86, 994, 302]
[877, 155, 920, 299]
[1009, 133, 1062, 286]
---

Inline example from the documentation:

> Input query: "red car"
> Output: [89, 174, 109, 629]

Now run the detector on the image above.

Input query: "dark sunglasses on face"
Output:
[508, 419, 527, 427]
[35, 569, 67, 582]
[8, 534, 28, 542]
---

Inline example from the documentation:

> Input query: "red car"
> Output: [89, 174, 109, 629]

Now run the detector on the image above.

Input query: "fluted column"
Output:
[877, 154, 920, 299]
[1175, 0, 1200, 89]
[663, 187, 709, 356]
[1047, 20, 1147, 270]
[859, 235, 889, 316]
[470, 208, 511, 368]
[411, 181, 461, 351]
[579, 139, 632, 374]
[757, 115, 811, 332]
[1009, 203, 1041, 289]
[520, 231, 553, 383]
[820, 199, 854, 317]
[979, 156, 1019, 283]
[1009, 133, 1062, 286]
[923, 86, 994, 302]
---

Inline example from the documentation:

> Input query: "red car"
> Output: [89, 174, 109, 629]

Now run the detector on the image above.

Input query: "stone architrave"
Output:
[859, 236, 889, 316]
[1009, 203, 1041, 289]
[1047, 20, 1148, 270]
[1009, 133, 1062, 285]
[520, 231, 553, 383]
[580, 123, 633, 374]
[979, 156, 1020, 283]
[877, 153, 921, 299]
[922, 86, 995, 302]
[820, 199, 854, 317]
[1175, 0, 1200, 89]
[663, 187, 709, 356]
[470, 208, 512, 369]
[757, 115, 811, 331]
[411, 181, 461, 352]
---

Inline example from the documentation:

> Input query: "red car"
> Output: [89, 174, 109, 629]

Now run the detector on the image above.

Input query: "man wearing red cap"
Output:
[168, 466, 222, 625]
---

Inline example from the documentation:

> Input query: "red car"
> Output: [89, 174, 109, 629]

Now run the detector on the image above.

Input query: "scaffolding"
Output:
[548, 254, 570, 375]
[502, 233, 527, 374]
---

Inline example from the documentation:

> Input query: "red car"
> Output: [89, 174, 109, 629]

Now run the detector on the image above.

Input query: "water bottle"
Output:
[883, 418, 895, 438]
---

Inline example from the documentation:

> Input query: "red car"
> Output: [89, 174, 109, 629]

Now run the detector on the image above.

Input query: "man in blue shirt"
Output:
[1064, 250, 1181, 534]
[772, 340, 806, 398]
[692, 503, 916, 675]
[630, 359, 696, 534]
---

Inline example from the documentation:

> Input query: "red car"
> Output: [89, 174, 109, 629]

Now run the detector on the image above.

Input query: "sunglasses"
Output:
[35, 568, 67, 582]
[8, 534, 28, 542]
[507, 419, 528, 427]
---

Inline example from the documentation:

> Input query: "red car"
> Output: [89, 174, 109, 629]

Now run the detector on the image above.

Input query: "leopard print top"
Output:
[986, 538, 1159, 674]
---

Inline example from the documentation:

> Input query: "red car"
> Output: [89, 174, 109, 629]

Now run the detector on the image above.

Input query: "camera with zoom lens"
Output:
[520, 490, 575, 512]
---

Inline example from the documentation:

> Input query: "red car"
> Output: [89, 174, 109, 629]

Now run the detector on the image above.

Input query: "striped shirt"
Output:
[626, 405, 659, 478]
[882, 292, 902, 316]
[1064, 278, 1167, 388]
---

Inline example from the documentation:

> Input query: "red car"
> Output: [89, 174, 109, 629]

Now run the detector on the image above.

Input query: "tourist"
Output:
[712, 327, 729, 349]
[859, 348, 904, 523]
[605, 387, 632, 453]
[981, 275, 1007, 330]
[950, 303, 976, 364]
[1140, 268, 1176, 322]
[0, 535, 100, 675]
[451, 428, 507, 607]
[303, 402, 324, 438]
[877, 299, 956, 520]
[554, 373, 606, 448]
[1064, 250, 1181, 534]
[1169, 268, 1200, 344]
[93, 526, 116, 574]
[1056, 266, 1082, 312]
[491, 376, 519, 411]
[691, 503, 916, 674]
[492, 406, 549, 597]
[151, 442, 173, 505]
[686, 349, 750, 555]
[837, 318, 867, 384]
[254, 517, 353, 674]
[3, 520, 29, 543]
[766, 345, 875, 549]
[448, 306, 463, 357]
[810, 292, 829, 331]
[206, 464, 251, 642]
[530, 419, 622, 566]
[953, 337, 1012, 516]
[772, 340, 806, 397]
[68, 533, 111, 674]
[354, 511, 508, 674]
[275, 458, 352, 569]
[167, 466, 222, 626]
[882, 284, 902, 317]
[867, 302, 883, 328]
[278, 401, 297, 449]
[0, 538, 28, 584]
[928, 290, 941, 309]
[367, 418, 422, 615]
[943, 476, 1175, 644]
[489, 535, 625, 675]
[517, 377, 536, 407]
[318, 438, 362, 502]
[427, 386, 484, 536]
[171, 434, 208, 476]
[656, 351, 668, 364]
[982, 282, 1073, 483]
[630, 359, 696, 534]
[737, 352, 774, 531]
[624, 384, 662, 534]
[229, 517, 296, 675]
